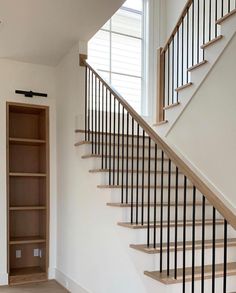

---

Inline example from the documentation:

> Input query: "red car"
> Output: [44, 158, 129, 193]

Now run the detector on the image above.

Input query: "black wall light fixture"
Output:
[15, 90, 48, 98]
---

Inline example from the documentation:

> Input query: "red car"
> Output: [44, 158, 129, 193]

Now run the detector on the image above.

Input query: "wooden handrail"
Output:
[161, 0, 193, 53]
[84, 58, 236, 230]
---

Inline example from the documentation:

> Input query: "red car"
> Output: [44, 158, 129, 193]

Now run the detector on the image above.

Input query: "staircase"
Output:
[76, 1, 236, 292]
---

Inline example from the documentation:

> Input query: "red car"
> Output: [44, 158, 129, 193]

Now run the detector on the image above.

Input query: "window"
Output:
[88, 0, 144, 113]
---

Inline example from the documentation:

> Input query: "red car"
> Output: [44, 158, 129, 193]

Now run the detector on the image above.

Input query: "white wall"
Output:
[0, 59, 57, 284]
[167, 33, 236, 214]
[164, 0, 187, 38]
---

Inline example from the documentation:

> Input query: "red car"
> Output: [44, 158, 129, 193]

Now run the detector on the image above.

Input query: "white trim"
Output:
[0, 273, 8, 286]
[55, 269, 90, 293]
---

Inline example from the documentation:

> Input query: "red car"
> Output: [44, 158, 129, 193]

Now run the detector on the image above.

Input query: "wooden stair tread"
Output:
[75, 141, 158, 149]
[98, 185, 193, 189]
[187, 60, 208, 72]
[216, 8, 236, 24]
[130, 238, 236, 254]
[82, 154, 168, 161]
[163, 102, 180, 110]
[118, 219, 224, 229]
[175, 82, 193, 92]
[144, 262, 236, 284]
[107, 202, 208, 208]
[153, 120, 168, 126]
[201, 35, 223, 49]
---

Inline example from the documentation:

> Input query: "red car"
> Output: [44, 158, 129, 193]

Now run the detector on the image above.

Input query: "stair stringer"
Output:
[154, 13, 236, 137]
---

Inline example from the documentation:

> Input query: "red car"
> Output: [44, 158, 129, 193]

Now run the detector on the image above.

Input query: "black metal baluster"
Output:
[136, 124, 140, 225]
[167, 159, 171, 276]
[177, 27, 179, 101]
[167, 44, 170, 106]
[160, 151, 164, 272]
[174, 167, 179, 279]
[88, 68, 91, 142]
[147, 137, 151, 247]
[215, 0, 218, 38]
[109, 92, 112, 185]
[113, 97, 116, 185]
[101, 84, 104, 169]
[153, 144, 157, 248]
[197, 0, 200, 63]
[209, 0, 212, 41]
[117, 102, 120, 185]
[121, 107, 125, 203]
[187, 9, 190, 82]
[221, 0, 224, 18]
[192, 186, 196, 293]
[95, 76, 97, 154]
[85, 66, 88, 141]
[105, 88, 108, 169]
[141, 130, 145, 225]
[181, 20, 184, 86]
[126, 114, 129, 203]
[228, 0, 231, 13]
[98, 79, 100, 155]
[223, 220, 228, 293]
[91, 73, 94, 154]
[201, 196, 206, 293]
[203, 0, 206, 59]
[212, 207, 216, 293]
[172, 38, 175, 104]
[183, 176, 187, 293]
[131, 118, 134, 224]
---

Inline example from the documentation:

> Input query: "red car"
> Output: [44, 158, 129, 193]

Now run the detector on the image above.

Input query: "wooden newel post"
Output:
[79, 54, 87, 67]
[157, 47, 165, 123]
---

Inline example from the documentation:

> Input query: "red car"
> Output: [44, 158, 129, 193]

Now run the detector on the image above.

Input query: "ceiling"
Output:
[0, 0, 124, 66]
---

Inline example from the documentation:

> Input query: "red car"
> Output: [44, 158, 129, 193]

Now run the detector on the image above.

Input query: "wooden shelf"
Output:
[10, 206, 46, 211]
[9, 137, 46, 146]
[10, 236, 46, 245]
[9, 266, 47, 285]
[9, 172, 47, 177]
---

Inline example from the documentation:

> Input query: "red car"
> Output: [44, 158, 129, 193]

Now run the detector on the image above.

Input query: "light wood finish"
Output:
[144, 262, 236, 285]
[163, 102, 180, 110]
[162, 0, 193, 53]
[216, 8, 236, 24]
[9, 138, 46, 146]
[175, 82, 193, 92]
[84, 61, 236, 229]
[187, 60, 208, 72]
[7, 102, 50, 285]
[10, 236, 46, 245]
[107, 202, 208, 208]
[79, 54, 87, 67]
[1, 280, 68, 292]
[201, 35, 223, 49]
[9, 173, 47, 177]
[118, 219, 224, 229]
[157, 47, 165, 122]
[130, 238, 236, 254]
[153, 120, 168, 126]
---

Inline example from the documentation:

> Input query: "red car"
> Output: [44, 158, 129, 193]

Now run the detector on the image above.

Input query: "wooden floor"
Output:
[1, 281, 68, 293]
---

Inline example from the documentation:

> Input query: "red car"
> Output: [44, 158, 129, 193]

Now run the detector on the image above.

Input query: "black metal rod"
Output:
[98, 80, 101, 155]
[187, 9, 189, 82]
[167, 159, 171, 275]
[192, 1, 195, 66]
[88, 68, 91, 142]
[109, 92, 112, 185]
[117, 102, 120, 185]
[85, 66, 88, 141]
[15, 90, 47, 97]
[183, 176, 187, 293]
[203, 0, 206, 59]
[172, 38, 175, 104]
[174, 167, 179, 279]
[160, 151, 164, 272]
[167, 44, 170, 106]
[192, 186, 196, 293]
[223, 220, 228, 293]
[153, 143, 157, 248]
[105, 88, 108, 169]
[147, 137, 151, 247]
[95, 77, 97, 154]
[209, 0, 212, 41]
[126, 114, 129, 203]
[131, 118, 134, 224]
[101, 84, 104, 169]
[113, 97, 116, 185]
[121, 107, 125, 203]
[212, 207, 216, 293]
[141, 130, 145, 225]
[201, 196, 206, 293]
[197, 0, 200, 63]
[91, 73, 94, 154]
[136, 124, 140, 225]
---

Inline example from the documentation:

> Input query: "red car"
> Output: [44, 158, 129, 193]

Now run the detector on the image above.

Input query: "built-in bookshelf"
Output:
[7, 103, 49, 285]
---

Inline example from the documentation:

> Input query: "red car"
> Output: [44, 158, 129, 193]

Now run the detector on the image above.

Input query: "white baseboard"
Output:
[48, 267, 56, 279]
[0, 273, 8, 286]
[55, 269, 89, 293]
